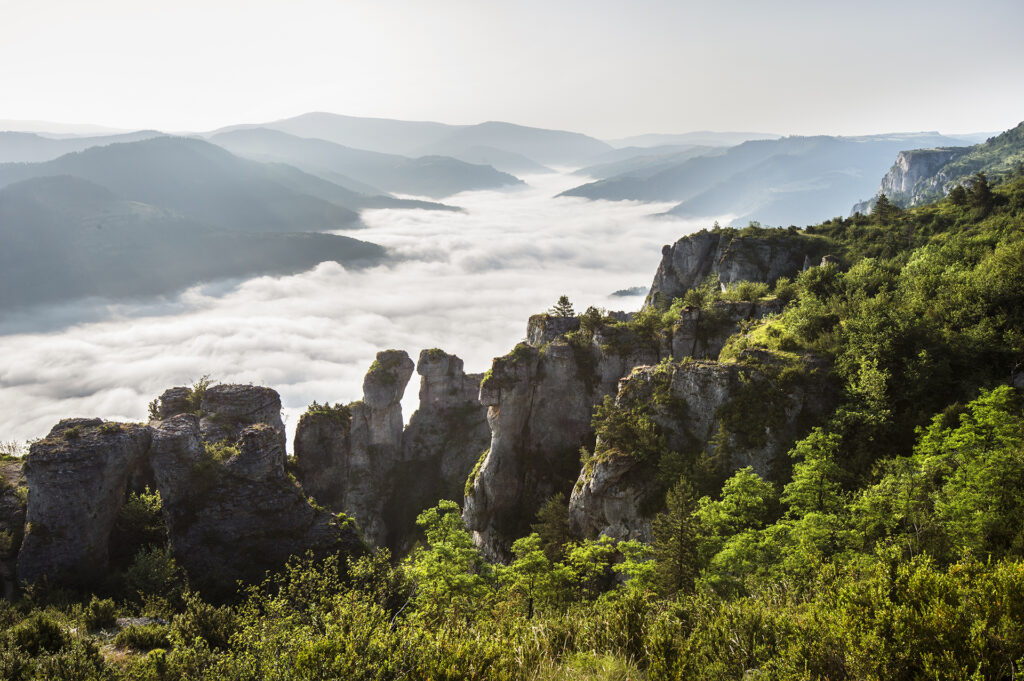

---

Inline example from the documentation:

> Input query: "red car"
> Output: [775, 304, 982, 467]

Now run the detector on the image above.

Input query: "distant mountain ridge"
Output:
[209, 127, 522, 199]
[853, 121, 1024, 210]
[561, 132, 971, 226]
[0, 130, 166, 164]
[214, 112, 613, 168]
[0, 175, 384, 309]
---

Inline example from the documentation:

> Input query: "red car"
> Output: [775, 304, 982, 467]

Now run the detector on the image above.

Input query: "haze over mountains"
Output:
[562, 131, 982, 225]
[0, 111, 1014, 314]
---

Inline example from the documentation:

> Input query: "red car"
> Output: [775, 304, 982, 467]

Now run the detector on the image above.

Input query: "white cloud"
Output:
[0, 171, 706, 449]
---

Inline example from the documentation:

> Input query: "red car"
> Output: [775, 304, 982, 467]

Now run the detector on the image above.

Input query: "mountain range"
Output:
[562, 132, 977, 226]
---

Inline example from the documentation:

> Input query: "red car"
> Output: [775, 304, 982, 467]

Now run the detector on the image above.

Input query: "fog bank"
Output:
[0, 172, 708, 448]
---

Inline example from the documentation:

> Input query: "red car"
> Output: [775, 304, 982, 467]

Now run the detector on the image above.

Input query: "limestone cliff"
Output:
[15, 384, 360, 594]
[0, 460, 27, 599]
[569, 351, 835, 542]
[463, 315, 662, 560]
[17, 419, 152, 587]
[851, 147, 970, 212]
[398, 349, 490, 548]
[294, 350, 414, 548]
[151, 414, 360, 595]
[645, 230, 828, 308]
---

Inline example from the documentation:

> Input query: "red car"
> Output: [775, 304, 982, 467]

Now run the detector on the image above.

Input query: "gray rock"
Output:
[646, 230, 827, 308]
[569, 351, 835, 542]
[667, 300, 781, 360]
[464, 319, 662, 560]
[17, 419, 151, 587]
[150, 413, 360, 595]
[154, 387, 191, 419]
[294, 350, 415, 548]
[199, 384, 285, 445]
[527, 314, 581, 346]
[0, 460, 27, 600]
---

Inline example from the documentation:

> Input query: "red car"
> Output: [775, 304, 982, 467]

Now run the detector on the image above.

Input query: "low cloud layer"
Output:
[0, 172, 705, 449]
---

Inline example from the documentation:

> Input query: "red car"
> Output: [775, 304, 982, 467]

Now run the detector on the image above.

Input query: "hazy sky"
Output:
[1, 0, 1022, 138]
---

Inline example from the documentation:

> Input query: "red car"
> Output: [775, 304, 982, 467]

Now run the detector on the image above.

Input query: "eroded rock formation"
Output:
[645, 230, 828, 308]
[0, 460, 27, 599]
[15, 384, 360, 594]
[569, 350, 835, 542]
[17, 418, 151, 587]
[294, 350, 415, 547]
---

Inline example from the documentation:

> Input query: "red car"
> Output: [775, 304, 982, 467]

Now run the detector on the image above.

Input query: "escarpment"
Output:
[645, 229, 829, 308]
[294, 350, 415, 548]
[0, 460, 27, 599]
[14, 384, 360, 594]
[568, 351, 836, 542]
[463, 315, 663, 560]
[17, 419, 152, 587]
[294, 348, 490, 551]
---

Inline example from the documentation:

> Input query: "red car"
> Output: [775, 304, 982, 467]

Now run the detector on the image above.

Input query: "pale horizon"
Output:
[2, 0, 1022, 140]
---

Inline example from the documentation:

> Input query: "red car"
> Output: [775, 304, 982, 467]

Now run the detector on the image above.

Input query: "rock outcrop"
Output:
[0, 460, 27, 599]
[151, 414, 360, 595]
[294, 350, 415, 548]
[851, 147, 971, 213]
[463, 315, 662, 560]
[295, 348, 491, 551]
[666, 300, 782, 360]
[15, 384, 360, 594]
[645, 230, 828, 308]
[398, 350, 490, 548]
[569, 351, 835, 542]
[17, 419, 151, 587]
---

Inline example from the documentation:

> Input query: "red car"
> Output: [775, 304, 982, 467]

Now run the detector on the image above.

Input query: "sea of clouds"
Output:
[0, 171, 711, 450]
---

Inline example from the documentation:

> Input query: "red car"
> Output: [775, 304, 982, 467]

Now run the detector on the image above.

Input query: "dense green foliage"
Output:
[3, 176, 1024, 679]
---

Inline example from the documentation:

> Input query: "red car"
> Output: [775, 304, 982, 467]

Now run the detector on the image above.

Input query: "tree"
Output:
[531, 493, 572, 561]
[549, 295, 575, 317]
[405, 501, 488, 622]
[651, 478, 699, 595]
[782, 429, 844, 516]
[948, 184, 968, 206]
[871, 193, 898, 223]
[970, 171, 994, 212]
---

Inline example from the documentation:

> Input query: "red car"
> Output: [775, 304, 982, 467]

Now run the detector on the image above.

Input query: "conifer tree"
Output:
[651, 478, 699, 595]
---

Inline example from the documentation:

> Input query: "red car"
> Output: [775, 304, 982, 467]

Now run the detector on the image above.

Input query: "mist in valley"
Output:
[0, 171, 702, 448]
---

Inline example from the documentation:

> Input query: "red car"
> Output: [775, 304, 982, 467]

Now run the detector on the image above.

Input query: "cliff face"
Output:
[0, 460, 27, 600]
[17, 419, 152, 588]
[645, 230, 826, 308]
[15, 384, 361, 593]
[398, 349, 490, 548]
[568, 351, 835, 542]
[294, 348, 489, 551]
[463, 316, 662, 560]
[151, 414, 358, 595]
[294, 350, 414, 548]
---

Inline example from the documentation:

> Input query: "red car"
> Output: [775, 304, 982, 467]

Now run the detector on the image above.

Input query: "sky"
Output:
[1, 0, 1022, 139]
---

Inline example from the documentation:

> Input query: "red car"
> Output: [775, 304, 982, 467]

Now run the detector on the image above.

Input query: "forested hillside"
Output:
[2, 171, 1024, 680]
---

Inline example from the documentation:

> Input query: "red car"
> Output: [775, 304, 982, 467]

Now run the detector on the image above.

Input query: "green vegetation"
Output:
[303, 400, 352, 424]
[3, 175, 1024, 678]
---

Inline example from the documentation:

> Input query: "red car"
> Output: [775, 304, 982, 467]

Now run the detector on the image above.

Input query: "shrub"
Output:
[123, 547, 183, 601]
[6, 611, 70, 656]
[82, 597, 117, 630]
[170, 591, 237, 650]
[115, 623, 170, 651]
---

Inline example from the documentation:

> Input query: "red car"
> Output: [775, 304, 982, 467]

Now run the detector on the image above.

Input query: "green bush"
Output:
[82, 597, 117, 631]
[6, 611, 70, 656]
[114, 623, 170, 651]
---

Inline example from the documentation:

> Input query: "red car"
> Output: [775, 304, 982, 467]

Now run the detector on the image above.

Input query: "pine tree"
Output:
[549, 295, 575, 317]
[970, 171, 994, 212]
[871, 193, 896, 223]
[651, 478, 699, 596]
[531, 493, 572, 561]
[948, 184, 968, 206]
